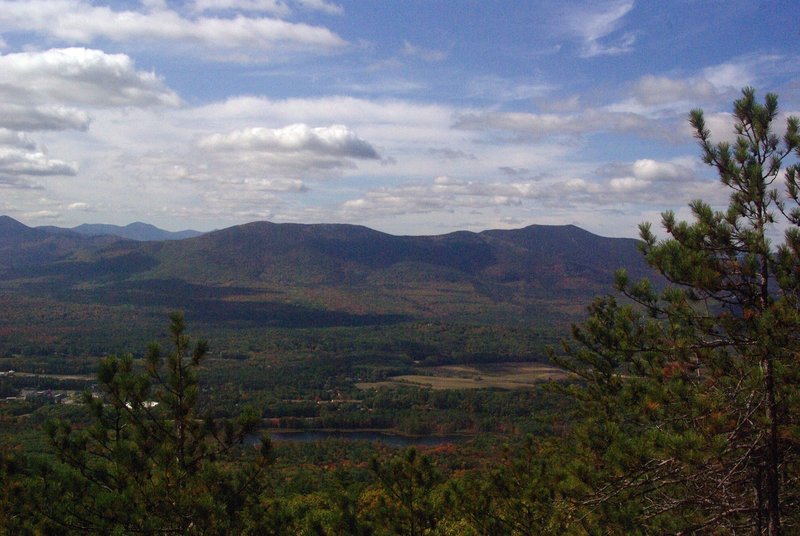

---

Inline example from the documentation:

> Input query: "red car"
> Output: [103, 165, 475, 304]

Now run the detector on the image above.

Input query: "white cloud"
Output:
[0, 104, 90, 132]
[295, 0, 343, 16]
[0, 147, 77, 177]
[199, 123, 380, 159]
[598, 159, 695, 182]
[0, 180, 43, 190]
[39, 94, 567, 230]
[609, 176, 647, 191]
[467, 75, 553, 102]
[630, 159, 693, 182]
[339, 154, 708, 223]
[0, 82, 732, 233]
[561, 157, 707, 204]
[452, 108, 674, 141]
[0, 129, 37, 150]
[18, 95, 462, 223]
[341, 177, 544, 219]
[240, 177, 308, 192]
[629, 55, 791, 111]
[691, 111, 739, 145]
[0, 1, 347, 59]
[23, 210, 60, 219]
[453, 111, 571, 135]
[73, 119, 374, 198]
[633, 75, 717, 107]
[0, 146, 77, 188]
[426, 148, 476, 161]
[191, 95, 453, 129]
[702, 62, 756, 91]
[187, 97, 471, 177]
[0, 48, 180, 108]
[207, 176, 308, 193]
[564, 0, 636, 58]
[192, 0, 292, 16]
[0, 47, 180, 189]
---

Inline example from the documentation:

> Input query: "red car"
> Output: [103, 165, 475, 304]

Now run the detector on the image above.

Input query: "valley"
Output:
[1, 215, 625, 462]
[0, 215, 647, 531]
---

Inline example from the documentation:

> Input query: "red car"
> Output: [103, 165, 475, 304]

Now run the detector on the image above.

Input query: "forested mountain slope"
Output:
[0, 216, 653, 354]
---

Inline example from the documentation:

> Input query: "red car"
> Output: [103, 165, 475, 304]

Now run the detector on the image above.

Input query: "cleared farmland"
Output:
[357, 362, 571, 390]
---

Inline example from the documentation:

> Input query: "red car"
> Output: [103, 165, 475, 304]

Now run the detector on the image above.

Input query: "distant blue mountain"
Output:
[39, 221, 203, 241]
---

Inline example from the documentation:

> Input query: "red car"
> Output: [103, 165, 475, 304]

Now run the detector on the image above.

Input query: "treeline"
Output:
[257, 387, 561, 435]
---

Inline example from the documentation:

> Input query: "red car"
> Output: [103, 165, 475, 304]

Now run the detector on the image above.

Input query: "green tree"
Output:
[451, 436, 578, 535]
[555, 88, 800, 534]
[0, 447, 40, 535]
[40, 312, 274, 534]
[367, 447, 445, 536]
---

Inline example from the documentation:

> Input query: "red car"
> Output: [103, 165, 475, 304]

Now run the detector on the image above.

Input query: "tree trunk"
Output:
[764, 354, 781, 535]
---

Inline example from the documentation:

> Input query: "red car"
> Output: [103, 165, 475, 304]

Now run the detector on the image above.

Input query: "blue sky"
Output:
[1, 0, 798, 237]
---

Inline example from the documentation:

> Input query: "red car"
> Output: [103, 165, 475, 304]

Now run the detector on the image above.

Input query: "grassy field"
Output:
[11, 372, 95, 381]
[357, 362, 571, 390]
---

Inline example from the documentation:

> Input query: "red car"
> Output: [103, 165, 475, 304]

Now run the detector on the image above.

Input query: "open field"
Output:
[9, 372, 95, 381]
[356, 362, 571, 390]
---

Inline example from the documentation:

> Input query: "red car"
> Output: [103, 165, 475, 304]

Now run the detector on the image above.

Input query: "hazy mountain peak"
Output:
[63, 222, 203, 241]
[0, 215, 31, 231]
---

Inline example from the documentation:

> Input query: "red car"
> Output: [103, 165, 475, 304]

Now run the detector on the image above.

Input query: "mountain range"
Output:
[1, 215, 649, 289]
[0, 215, 655, 355]
[37, 221, 203, 241]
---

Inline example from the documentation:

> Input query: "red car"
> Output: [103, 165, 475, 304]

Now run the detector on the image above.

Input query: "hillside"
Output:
[0, 215, 654, 356]
[0, 215, 121, 270]
[138, 220, 648, 287]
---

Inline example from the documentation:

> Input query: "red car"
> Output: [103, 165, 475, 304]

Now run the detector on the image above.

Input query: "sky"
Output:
[1, 0, 798, 237]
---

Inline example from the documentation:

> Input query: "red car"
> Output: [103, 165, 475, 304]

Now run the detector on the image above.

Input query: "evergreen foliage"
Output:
[555, 88, 800, 533]
[37, 312, 273, 534]
[451, 435, 577, 535]
[368, 447, 445, 536]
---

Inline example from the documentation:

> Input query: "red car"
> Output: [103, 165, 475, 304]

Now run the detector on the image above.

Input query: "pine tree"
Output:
[555, 88, 800, 534]
[367, 447, 445, 536]
[40, 312, 274, 534]
[451, 436, 577, 535]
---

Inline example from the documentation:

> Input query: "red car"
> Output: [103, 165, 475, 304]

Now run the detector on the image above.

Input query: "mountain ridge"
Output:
[0, 214, 656, 354]
[37, 221, 203, 241]
[1, 215, 648, 287]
